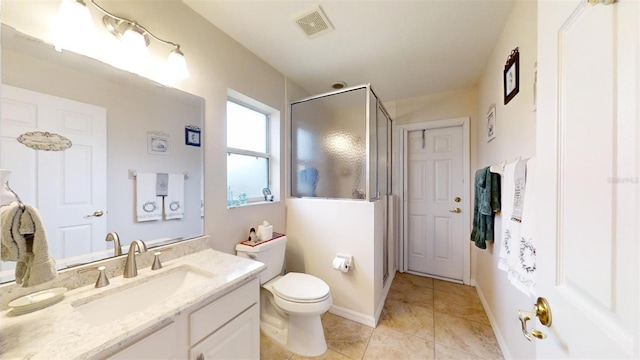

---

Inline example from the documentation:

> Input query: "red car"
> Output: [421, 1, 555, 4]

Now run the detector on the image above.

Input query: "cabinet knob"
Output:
[196, 354, 205, 360]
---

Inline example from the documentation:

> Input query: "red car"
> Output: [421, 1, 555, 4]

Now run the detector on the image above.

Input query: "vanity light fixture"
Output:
[91, 0, 190, 79]
[54, 0, 190, 80]
[53, 0, 94, 52]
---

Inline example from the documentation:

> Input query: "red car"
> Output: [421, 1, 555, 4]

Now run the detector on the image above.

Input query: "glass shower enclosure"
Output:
[290, 84, 392, 283]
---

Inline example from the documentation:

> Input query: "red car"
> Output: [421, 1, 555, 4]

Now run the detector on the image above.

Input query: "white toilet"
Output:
[236, 235, 332, 357]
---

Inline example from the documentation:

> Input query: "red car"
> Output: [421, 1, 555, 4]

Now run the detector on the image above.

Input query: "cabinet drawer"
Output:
[108, 321, 181, 360]
[189, 278, 259, 345]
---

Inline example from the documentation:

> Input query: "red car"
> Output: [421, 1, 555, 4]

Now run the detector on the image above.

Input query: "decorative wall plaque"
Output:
[17, 131, 72, 151]
[147, 130, 170, 155]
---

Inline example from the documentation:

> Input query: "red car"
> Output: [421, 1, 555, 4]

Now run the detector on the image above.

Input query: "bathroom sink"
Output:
[72, 265, 214, 325]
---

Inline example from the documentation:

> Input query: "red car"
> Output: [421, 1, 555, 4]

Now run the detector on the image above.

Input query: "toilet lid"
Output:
[272, 273, 330, 302]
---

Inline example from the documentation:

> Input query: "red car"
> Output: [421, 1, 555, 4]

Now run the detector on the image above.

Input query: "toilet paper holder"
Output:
[333, 253, 353, 272]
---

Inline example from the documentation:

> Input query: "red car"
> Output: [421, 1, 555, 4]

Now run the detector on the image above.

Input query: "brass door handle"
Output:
[449, 208, 462, 213]
[85, 210, 104, 218]
[518, 297, 552, 341]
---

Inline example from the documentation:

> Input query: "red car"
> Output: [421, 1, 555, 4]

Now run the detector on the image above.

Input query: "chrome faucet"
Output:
[124, 239, 147, 278]
[105, 232, 122, 257]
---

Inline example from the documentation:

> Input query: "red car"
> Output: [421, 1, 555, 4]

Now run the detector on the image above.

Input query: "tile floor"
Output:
[260, 272, 503, 360]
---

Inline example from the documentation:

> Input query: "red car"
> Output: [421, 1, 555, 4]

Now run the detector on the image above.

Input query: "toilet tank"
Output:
[236, 236, 287, 284]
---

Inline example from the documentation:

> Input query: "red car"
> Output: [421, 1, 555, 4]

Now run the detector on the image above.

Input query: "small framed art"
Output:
[147, 130, 170, 155]
[487, 104, 496, 142]
[504, 47, 520, 105]
[185, 125, 201, 147]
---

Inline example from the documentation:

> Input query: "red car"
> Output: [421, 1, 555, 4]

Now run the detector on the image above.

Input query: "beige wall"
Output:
[1, 0, 287, 254]
[474, 1, 537, 359]
[387, 86, 478, 280]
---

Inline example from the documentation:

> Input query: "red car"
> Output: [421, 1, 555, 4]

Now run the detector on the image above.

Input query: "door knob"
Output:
[449, 208, 462, 213]
[518, 297, 552, 341]
[85, 210, 104, 218]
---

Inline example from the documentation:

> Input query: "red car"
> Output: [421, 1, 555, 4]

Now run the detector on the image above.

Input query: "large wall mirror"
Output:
[0, 25, 204, 282]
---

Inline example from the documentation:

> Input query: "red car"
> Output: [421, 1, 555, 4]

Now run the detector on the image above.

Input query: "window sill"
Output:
[227, 200, 280, 209]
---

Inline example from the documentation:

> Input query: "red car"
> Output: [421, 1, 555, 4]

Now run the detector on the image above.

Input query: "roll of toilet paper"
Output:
[332, 257, 349, 273]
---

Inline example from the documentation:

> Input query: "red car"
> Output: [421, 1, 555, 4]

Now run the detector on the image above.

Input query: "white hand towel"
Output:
[508, 158, 537, 297]
[498, 161, 520, 271]
[136, 173, 162, 222]
[164, 173, 184, 220]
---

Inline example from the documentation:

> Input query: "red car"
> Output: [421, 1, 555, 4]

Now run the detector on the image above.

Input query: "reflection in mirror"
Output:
[0, 25, 204, 283]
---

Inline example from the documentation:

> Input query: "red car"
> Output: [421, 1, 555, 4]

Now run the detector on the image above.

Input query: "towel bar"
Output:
[128, 169, 189, 180]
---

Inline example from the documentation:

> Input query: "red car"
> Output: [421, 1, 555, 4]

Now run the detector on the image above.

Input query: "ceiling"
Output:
[184, 1, 515, 102]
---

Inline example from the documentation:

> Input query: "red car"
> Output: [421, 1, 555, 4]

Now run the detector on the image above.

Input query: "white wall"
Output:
[474, 1, 537, 359]
[286, 197, 385, 327]
[1, 0, 287, 254]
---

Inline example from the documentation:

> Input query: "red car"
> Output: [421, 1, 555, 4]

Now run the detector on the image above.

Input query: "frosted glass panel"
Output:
[291, 88, 367, 199]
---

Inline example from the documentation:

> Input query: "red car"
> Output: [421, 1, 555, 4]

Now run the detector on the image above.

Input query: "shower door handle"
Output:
[449, 208, 462, 213]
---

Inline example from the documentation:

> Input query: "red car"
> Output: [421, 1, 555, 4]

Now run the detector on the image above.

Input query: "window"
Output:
[227, 99, 270, 206]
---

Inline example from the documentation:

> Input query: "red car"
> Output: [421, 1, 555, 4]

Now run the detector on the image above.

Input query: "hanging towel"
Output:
[498, 161, 521, 271]
[471, 167, 501, 249]
[511, 159, 528, 222]
[156, 173, 169, 196]
[1, 203, 57, 287]
[1, 202, 25, 261]
[508, 158, 537, 297]
[165, 173, 184, 220]
[136, 173, 162, 222]
[15, 204, 58, 286]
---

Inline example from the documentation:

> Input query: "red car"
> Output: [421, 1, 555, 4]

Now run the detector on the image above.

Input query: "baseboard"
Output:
[373, 271, 396, 326]
[329, 305, 376, 328]
[475, 283, 513, 360]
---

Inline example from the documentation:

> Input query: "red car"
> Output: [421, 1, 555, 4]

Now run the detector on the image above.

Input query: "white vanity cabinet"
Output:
[107, 278, 260, 360]
[108, 321, 186, 360]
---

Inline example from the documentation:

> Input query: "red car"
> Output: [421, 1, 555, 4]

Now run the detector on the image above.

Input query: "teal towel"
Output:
[471, 167, 501, 249]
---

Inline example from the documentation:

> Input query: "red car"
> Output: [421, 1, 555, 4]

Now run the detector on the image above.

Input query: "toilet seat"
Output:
[272, 273, 330, 303]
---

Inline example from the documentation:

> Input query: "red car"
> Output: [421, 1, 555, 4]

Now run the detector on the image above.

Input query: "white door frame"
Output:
[394, 117, 471, 285]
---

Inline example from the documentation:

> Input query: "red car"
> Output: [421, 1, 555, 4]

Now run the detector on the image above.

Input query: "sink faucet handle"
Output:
[151, 252, 162, 270]
[78, 266, 110, 288]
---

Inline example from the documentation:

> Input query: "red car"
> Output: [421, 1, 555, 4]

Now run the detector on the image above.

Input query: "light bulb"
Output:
[167, 48, 190, 80]
[54, 0, 94, 53]
[121, 26, 149, 60]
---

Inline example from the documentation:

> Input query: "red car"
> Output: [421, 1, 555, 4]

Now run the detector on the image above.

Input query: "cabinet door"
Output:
[190, 305, 259, 360]
[109, 321, 183, 360]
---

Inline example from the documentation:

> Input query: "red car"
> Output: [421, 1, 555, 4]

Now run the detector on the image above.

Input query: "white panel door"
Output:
[534, 0, 639, 358]
[406, 126, 464, 280]
[0, 85, 107, 265]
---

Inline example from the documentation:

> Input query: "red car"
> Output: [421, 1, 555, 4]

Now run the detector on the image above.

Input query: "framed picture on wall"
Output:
[504, 47, 520, 105]
[147, 130, 170, 155]
[185, 125, 201, 147]
[487, 104, 496, 142]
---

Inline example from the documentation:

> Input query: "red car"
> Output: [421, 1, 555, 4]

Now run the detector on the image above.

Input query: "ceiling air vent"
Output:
[295, 7, 333, 39]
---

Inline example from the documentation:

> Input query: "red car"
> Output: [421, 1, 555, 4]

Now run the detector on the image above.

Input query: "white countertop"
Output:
[0, 249, 266, 360]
